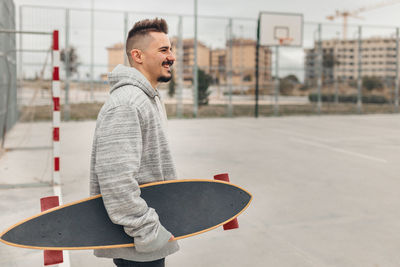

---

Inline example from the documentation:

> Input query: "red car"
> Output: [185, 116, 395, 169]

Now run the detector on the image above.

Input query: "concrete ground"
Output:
[1, 115, 400, 267]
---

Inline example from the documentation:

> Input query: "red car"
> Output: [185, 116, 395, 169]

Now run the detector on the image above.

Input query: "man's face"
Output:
[142, 31, 175, 84]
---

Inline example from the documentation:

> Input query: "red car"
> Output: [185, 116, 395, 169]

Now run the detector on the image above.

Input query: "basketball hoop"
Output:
[278, 37, 294, 46]
[259, 12, 303, 47]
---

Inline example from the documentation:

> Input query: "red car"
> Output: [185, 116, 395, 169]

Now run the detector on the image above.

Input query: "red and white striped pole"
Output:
[46, 28, 66, 267]
[52, 30, 60, 186]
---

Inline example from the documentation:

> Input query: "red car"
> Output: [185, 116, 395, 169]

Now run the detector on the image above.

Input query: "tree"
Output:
[197, 69, 212, 106]
[279, 74, 299, 95]
[284, 74, 299, 84]
[60, 46, 80, 77]
[323, 53, 338, 69]
[243, 74, 252, 81]
[168, 70, 176, 98]
[363, 76, 383, 91]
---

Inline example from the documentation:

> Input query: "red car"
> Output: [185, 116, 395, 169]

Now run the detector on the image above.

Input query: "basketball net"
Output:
[278, 37, 294, 46]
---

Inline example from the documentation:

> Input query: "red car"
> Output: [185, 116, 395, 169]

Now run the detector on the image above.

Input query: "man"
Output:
[90, 18, 179, 267]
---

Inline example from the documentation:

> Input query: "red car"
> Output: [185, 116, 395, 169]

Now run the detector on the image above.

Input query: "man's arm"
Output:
[94, 105, 172, 252]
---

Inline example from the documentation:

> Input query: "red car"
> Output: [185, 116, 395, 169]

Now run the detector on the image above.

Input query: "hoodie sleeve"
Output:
[94, 105, 172, 253]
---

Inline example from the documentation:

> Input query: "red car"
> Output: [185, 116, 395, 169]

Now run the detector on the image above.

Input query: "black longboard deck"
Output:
[0, 179, 252, 250]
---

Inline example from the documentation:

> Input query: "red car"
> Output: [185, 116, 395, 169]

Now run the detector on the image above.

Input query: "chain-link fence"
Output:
[17, 5, 400, 120]
[0, 0, 17, 146]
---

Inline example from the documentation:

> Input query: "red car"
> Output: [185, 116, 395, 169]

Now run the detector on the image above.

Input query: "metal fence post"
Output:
[90, 1, 94, 101]
[357, 26, 362, 114]
[317, 23, 322, 114]
[227, 18, 233, 117]
[254, 16, 260, 118]
[274, 45, 279, 116]
[395, 27, 399, 113]
[334, 78, 339, 105]
[64, 8, 70, 121]
[334, 35, 339, 105]
[193, 0, 198, 118]
[18, 6, 23, 81]
[177, 15, 184, 118]
[123, 12, 128, 66]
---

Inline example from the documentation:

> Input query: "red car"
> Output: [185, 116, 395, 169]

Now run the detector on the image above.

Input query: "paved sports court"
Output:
[1, 115, 400, 266]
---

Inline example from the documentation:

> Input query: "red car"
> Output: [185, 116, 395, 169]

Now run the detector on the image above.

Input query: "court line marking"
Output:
[273, 129, 331, 143]
[290, 137, 388, 164]
[0, 182, 52, 189]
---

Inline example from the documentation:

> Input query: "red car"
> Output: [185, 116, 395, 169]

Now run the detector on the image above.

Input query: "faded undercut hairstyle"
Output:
[125, 18, 169, 64]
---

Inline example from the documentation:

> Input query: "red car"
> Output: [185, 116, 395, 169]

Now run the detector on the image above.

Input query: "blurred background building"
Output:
[305, 37, 399, 85]
[106, 43, 125, 73]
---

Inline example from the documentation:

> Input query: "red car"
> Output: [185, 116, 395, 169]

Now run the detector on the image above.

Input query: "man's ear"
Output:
[130, 49, 143, 64]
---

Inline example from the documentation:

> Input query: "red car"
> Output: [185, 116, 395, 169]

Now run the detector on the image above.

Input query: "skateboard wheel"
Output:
[222, 218, 239, 230]
[213, 173, 230, 182]
[40, 196, 64, 265]
[40, 196, 60, 212]
[44, 250, 63, 266]
[214, 173, 239, 230]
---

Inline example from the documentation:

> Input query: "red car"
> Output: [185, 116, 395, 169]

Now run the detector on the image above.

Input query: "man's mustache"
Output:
[162, 60, 174, 66]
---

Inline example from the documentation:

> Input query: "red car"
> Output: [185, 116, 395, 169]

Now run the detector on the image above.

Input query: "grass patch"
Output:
[18, 102, 400, 122]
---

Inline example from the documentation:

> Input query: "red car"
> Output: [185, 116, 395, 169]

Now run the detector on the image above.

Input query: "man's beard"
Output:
[157, 75, 172, 83]
[158, 60, 173, 83]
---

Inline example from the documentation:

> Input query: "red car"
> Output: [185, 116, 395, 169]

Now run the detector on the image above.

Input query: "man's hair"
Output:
[126, 18, 169, 61]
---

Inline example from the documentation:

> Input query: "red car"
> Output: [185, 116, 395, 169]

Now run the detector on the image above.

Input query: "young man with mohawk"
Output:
[90, 18, 178, 267]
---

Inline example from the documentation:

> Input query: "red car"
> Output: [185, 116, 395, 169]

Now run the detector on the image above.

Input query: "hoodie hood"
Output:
[108, 64, 159, 98]
[107, 64, 168, 129]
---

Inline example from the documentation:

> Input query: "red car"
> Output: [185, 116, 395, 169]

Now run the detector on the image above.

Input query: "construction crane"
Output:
[326, 0, 400, 40]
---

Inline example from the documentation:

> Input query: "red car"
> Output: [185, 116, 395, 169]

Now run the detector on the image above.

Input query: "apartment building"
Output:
[209, 48, 226, 84]
[210, 38, 272, 88]
[305, 37, 399, 85]
[180, 39, 210, 82]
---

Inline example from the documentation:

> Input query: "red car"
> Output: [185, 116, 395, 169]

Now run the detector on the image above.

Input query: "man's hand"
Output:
[169, 235, 174, 241]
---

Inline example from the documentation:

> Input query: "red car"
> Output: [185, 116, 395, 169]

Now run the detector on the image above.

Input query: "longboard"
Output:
[0, 179, 252, 250]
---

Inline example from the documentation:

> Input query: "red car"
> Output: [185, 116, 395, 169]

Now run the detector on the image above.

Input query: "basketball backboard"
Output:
[259, 12, 303, 47]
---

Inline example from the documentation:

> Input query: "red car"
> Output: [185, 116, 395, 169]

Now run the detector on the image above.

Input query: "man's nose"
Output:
[167, 52, 176, 62]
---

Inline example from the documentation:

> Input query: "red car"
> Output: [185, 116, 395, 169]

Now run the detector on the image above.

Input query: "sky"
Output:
[13, 0, 400, 26]
[11, 0, 400, 80]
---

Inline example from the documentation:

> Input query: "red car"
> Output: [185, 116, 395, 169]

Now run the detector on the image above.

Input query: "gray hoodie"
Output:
[90, 64, 179, 261]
